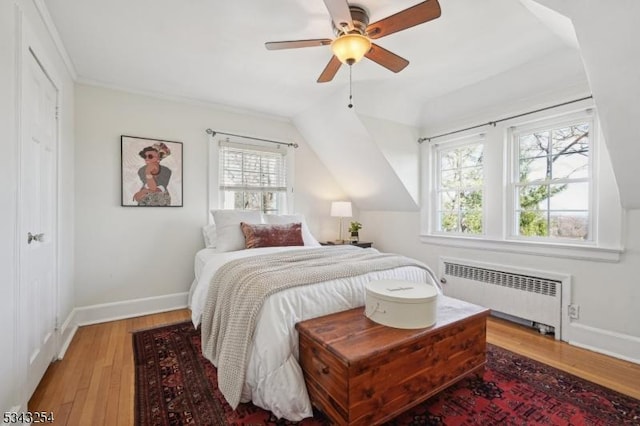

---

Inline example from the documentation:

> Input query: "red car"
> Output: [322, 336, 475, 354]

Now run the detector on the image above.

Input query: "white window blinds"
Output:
[219, 141, 287, 192]
[218, 140, 288, 213]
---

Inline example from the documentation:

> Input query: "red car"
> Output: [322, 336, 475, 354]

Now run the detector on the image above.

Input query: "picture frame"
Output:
[121, 135, 183, 207]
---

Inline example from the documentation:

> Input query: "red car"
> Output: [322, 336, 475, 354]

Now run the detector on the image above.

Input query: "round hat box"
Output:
[365, 279, 438, 329]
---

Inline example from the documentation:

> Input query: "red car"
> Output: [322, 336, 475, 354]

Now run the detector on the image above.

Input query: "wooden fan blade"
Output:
[365, 43, 409, 73]
[366, 0, 441, 39]
[317, 56, 342, 83]
[265, 39, 332, 50]
[323, 0, 354, 32]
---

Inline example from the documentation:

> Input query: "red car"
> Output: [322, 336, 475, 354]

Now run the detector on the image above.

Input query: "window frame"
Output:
[420, 105, 622, 262]
[218, 141, 287, 213]
[506, 111, 596, 245]
[431, 135, 486, 238]
[208, 136, 294, 218]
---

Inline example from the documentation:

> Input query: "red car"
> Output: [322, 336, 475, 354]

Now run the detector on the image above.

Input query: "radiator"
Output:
[439, 257, 569, 340]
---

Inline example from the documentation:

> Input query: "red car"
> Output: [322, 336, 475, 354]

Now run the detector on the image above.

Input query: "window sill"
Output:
[419, 234, 623, 263]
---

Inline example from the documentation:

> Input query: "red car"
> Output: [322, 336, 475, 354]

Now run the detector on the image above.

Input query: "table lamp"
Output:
[330, 201, 352, 243]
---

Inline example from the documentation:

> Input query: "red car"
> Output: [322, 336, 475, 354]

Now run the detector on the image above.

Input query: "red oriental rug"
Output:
[133, 321, 639, 425]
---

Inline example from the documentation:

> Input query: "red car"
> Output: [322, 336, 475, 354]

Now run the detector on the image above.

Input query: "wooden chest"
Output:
[296, 296, 489, 425]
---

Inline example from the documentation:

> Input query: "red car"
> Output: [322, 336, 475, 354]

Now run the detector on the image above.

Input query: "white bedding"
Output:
[189, 245, 437, 421]
[188, 248, 220, 308]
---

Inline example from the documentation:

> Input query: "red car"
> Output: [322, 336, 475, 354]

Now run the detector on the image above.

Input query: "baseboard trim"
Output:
[568, 322, 640, 364]
[6, 405, 26, 424]
[57, 310, 78, 359]
[56, 292, 189, 359]
[8, 405, 22, 414]
[75, 292, 189, 326]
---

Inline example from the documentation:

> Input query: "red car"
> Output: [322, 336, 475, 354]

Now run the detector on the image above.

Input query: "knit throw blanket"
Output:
[200, 246, 431, 409]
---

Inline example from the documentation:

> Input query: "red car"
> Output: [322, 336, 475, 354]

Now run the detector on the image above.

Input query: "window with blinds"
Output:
[218, 141, 288, 213]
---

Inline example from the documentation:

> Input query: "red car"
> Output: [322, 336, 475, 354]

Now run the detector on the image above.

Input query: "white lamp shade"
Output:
[331, 34, 371, 65]
[331, 201, 353, 217]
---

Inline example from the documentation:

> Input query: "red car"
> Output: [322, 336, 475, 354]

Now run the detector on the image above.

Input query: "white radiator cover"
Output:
[439, 257, 571, 340]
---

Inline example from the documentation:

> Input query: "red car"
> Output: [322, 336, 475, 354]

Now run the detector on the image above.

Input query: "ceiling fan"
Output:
[265, 0, 441, 83]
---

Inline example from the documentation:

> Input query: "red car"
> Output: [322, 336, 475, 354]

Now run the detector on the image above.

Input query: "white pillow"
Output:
[202, 224, 217, 248]
[212, 210, 263, 252]
[264, 214, 321, 246]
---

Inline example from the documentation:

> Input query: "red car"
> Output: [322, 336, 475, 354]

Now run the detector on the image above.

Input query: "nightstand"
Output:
[321, 242, 373, 248]
[352, 241, 372, 248]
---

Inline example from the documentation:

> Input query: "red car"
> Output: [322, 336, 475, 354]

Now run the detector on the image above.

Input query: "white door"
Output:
[20, 48, 58, 399]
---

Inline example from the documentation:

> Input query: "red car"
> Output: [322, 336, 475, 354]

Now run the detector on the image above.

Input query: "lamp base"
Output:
[338, 217, 345, 244]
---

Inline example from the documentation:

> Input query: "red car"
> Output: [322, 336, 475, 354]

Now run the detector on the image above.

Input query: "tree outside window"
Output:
[219, 143, 287, 213]
[514, 121, 590, 240]
[225, 191, 280, 213]
[436, 142, 484, 234]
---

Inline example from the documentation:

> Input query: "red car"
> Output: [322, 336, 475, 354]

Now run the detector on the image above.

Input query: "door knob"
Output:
[27, 232, 44, 244]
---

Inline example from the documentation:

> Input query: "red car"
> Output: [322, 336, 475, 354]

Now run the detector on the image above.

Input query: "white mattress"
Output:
[189, 245, 438, 421]
[194, 248, 219, 282]
[188, 248, 221, 308]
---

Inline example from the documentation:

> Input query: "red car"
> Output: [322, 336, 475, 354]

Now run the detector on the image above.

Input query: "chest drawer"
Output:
[298, 333, 348, 421]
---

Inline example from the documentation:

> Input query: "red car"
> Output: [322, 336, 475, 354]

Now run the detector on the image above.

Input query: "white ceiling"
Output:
[45, 0, 580, 126]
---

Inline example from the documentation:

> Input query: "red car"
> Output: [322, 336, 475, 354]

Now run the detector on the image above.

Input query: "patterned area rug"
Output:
[133, 321, 639, 425]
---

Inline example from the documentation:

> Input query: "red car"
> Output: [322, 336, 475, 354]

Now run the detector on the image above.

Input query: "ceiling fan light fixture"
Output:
[331, 34, 371, 65]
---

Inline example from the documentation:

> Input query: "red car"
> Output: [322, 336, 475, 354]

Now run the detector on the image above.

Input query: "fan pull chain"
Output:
[348, 65, 353, 109]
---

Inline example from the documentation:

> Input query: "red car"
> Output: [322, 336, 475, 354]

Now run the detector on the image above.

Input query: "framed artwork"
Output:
[121, 135, 183, 207]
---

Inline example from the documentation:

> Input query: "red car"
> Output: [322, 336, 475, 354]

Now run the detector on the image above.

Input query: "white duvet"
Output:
[189, 246, 435, 421]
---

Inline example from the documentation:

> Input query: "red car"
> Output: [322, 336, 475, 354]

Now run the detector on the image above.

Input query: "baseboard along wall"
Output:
[56, 292, 189, 359]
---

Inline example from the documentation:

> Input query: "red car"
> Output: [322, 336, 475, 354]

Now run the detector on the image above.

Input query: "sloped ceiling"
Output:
[294, 93, 419, 211]
[532, 0, 640, 209]
[46, 0, 620, 210]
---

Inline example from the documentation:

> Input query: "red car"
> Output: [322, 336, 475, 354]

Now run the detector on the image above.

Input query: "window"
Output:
[511, 117, 591, 241]
[219, 141, 288, 213]
[435, 140, 484, 235]
[422, 105, 621, 261]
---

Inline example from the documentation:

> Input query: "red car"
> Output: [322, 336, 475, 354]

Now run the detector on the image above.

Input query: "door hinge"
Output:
[55, 106, 59, 120]
[55, 316, 59, 331]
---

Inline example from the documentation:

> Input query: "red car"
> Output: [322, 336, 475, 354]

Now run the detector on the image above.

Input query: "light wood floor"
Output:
[29, 309, 640, 425]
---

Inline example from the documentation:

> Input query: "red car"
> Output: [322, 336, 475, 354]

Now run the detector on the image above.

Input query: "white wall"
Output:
[74, 84, 345, 307]
[359, 115, 420, 205]
[0, 0, 75, 413]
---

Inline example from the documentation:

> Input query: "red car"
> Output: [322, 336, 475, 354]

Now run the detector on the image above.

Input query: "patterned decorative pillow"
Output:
[240, 222, 304, 249]
[263, 214, 321, 246]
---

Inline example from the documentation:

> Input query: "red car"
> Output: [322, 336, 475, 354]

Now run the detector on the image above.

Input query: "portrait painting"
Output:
[121, 135, 183, 207]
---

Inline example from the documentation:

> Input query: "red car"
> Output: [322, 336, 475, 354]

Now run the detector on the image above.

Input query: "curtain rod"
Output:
[417, 95, 593, 144]
[206, 129, 299, 148]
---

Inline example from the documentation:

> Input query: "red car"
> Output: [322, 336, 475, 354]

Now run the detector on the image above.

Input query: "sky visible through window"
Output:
[437, 143, 484, 234]
[515, 122, 590, 240]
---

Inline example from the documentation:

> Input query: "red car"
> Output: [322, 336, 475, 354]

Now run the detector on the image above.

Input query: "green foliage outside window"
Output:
[438, 143, 483, 234]
[516, 122, 589, 239]
[436, 121, 589, 240]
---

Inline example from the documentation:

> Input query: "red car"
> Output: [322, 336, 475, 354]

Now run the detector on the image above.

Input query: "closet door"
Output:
[20, 45, 59, 400]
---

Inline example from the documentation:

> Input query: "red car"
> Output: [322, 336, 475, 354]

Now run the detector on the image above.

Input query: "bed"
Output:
[189, 211, 440, 421]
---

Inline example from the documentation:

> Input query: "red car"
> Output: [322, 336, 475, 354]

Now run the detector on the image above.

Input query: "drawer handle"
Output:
[312, 357, 330, 375]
